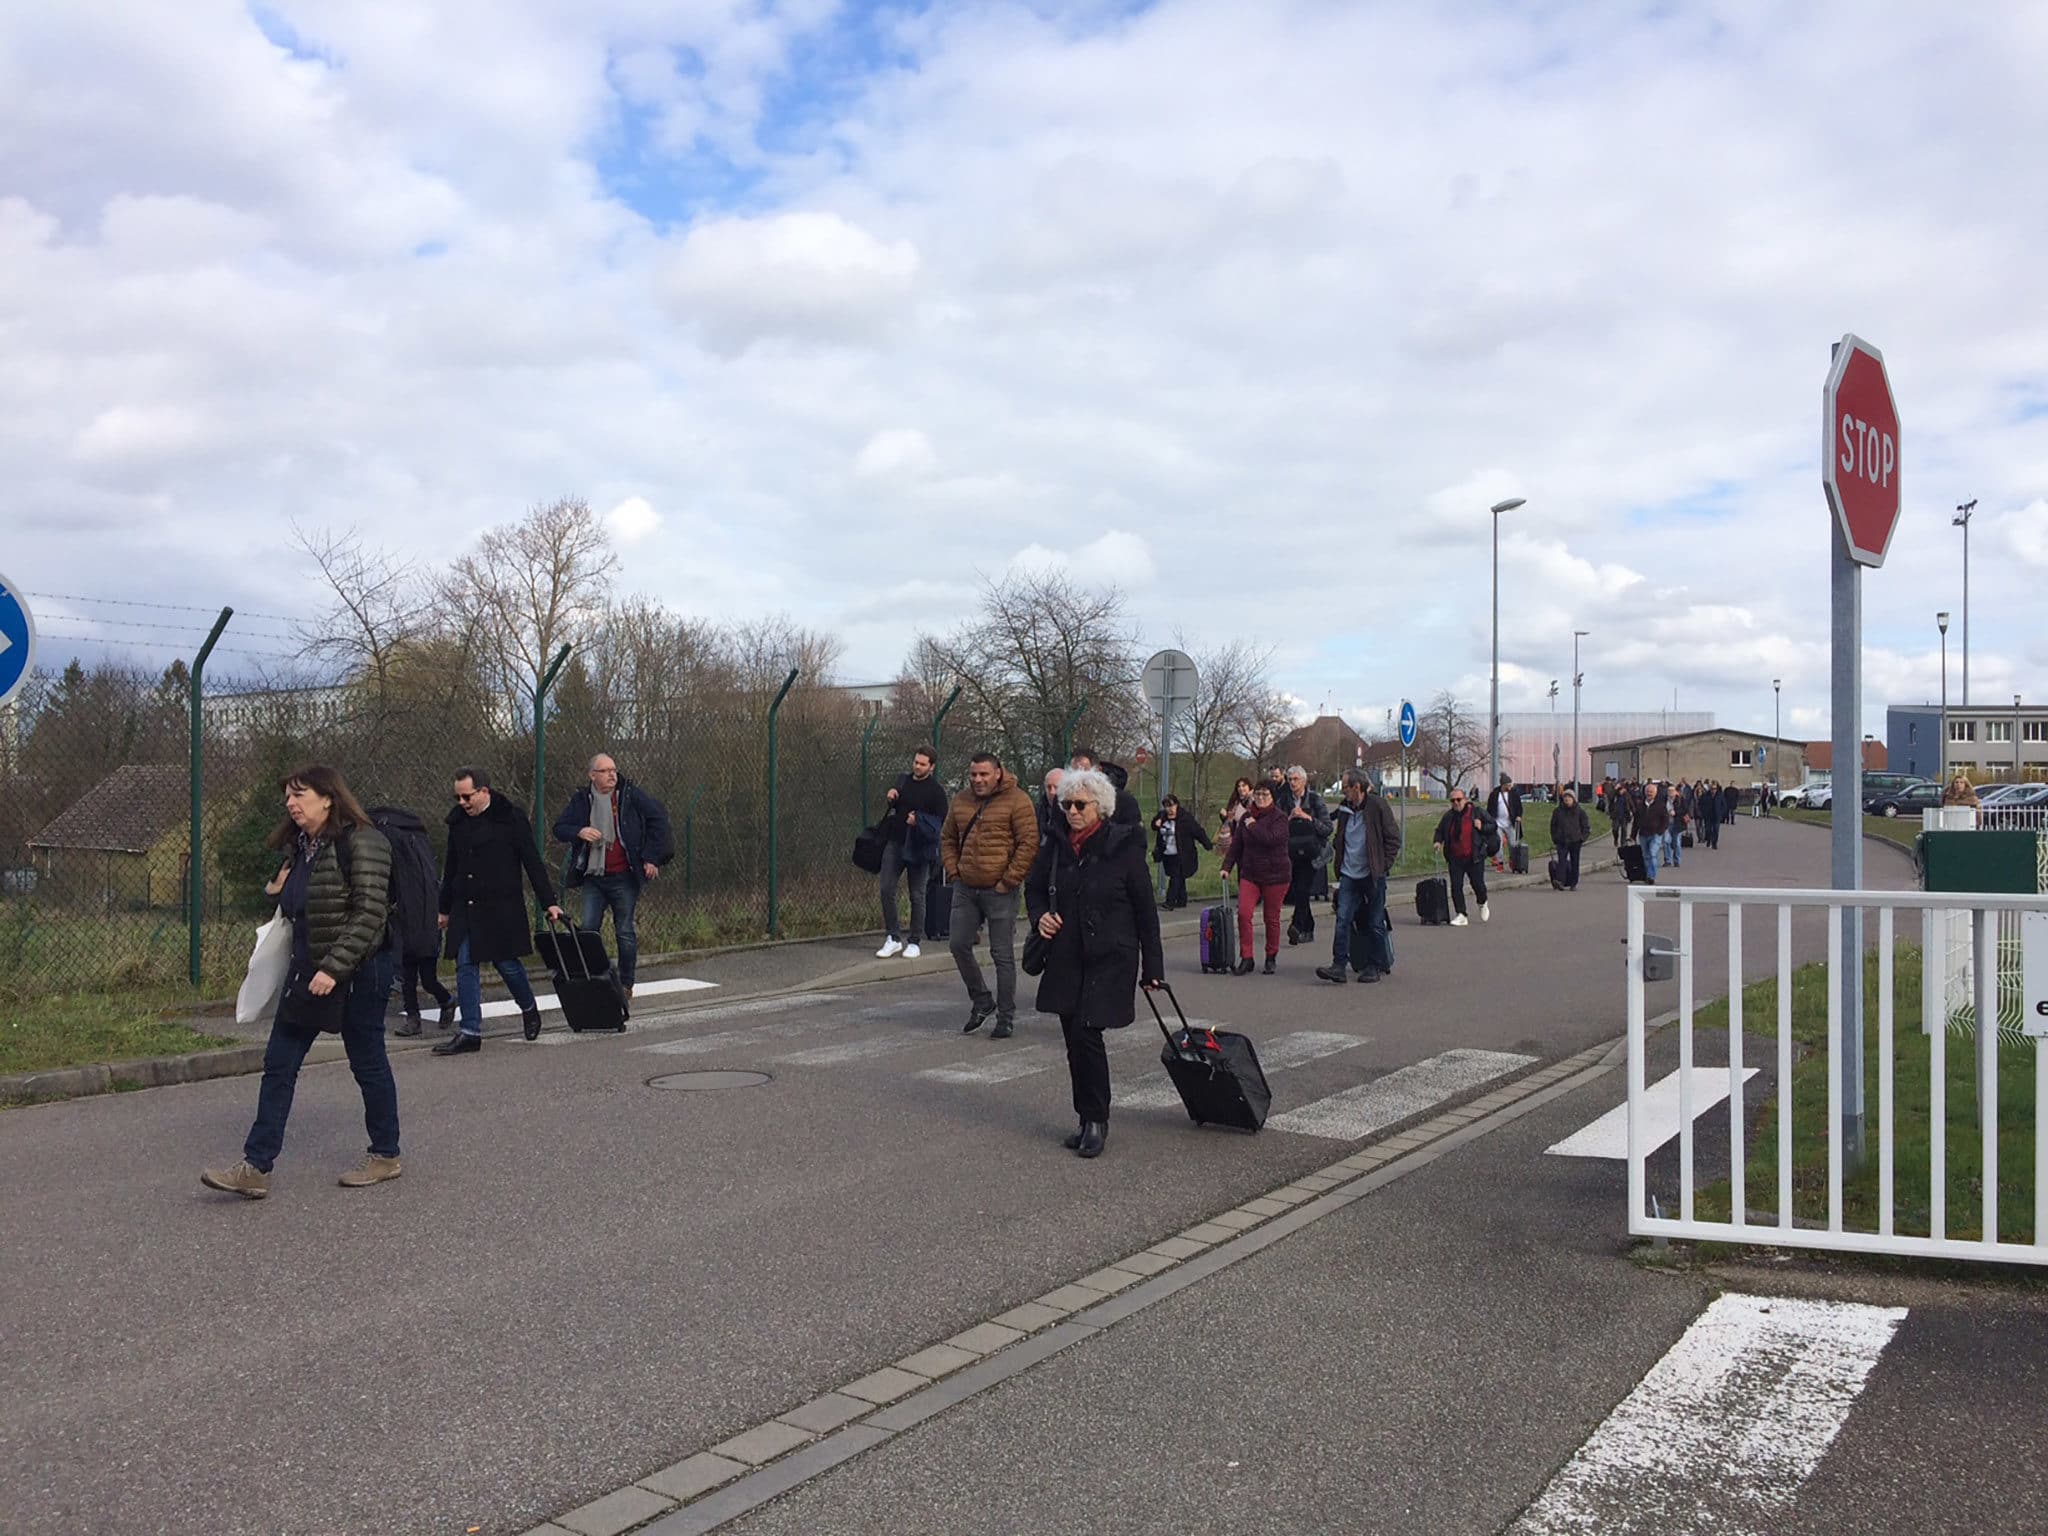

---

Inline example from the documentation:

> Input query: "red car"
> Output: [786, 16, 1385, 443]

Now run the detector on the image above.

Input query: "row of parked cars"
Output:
[1779, 775, 2048, 817]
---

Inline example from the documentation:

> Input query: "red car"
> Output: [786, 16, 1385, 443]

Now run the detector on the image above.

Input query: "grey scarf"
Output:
[590, 787, 619, 870]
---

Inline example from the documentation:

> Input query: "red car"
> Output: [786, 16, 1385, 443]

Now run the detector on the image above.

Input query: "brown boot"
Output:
[200, 1159, 270, 1199]
[337, 1154, 403, 1188]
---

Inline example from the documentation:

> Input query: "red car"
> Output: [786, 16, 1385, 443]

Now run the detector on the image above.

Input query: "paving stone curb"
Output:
[516, 1036, 1624, 1536]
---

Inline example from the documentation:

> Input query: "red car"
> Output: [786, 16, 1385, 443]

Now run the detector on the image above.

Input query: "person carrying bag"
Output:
[202, 763, 400, 1200]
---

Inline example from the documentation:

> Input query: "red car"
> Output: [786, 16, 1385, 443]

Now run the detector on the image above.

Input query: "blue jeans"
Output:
[1641, 835, 1662, 882]
[455, 935, 538, 1036]
[1332, 873, 1392, 975]
[1664, 827, 1683, 867]
[579, 873, 641, 986]
[244, 948, 399, 1172]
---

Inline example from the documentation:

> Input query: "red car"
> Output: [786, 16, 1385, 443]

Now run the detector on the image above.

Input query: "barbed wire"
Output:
[24, 591, 301, 626]
[35, 629, 303, 662]
[21, 612, 301, 643]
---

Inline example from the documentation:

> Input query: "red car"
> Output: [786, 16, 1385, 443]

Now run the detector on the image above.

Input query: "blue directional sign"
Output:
[1399, 700, 1418, 749]
[0, 571, 33, 708]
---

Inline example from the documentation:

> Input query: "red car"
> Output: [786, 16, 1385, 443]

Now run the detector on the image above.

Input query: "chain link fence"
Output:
[0, 664, 1084, 1015]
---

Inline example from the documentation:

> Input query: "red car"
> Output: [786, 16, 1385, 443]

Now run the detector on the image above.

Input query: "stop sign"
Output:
[1822, 333, 1901, 567]
[1134, 745, 1149, 766]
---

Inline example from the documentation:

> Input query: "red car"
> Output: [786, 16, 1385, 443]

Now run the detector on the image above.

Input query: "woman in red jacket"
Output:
[1220, 781, 1292, 974]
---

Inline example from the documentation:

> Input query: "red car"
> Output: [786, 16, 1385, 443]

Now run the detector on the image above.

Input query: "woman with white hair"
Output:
[1025, 767, 1165, 1160]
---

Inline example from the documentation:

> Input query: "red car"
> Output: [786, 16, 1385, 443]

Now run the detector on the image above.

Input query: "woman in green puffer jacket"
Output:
[202, 764, 401, 1201]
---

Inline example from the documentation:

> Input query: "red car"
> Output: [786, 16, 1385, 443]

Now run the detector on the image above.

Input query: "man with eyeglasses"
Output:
[1430, 787, 1490, 928]
[552, 753, 673, 994]
[434, 767, 563, 1052]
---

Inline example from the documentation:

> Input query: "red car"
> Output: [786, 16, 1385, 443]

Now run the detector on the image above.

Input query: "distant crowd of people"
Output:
[1595, 775, 1746, 882]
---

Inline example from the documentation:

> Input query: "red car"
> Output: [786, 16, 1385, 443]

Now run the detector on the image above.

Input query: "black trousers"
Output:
[1446, 856, 1489, 916]
[398, 954, 450, 1014]
[1164, 869, 1188, 909]
[1061, 1014, 1111, 1122]
[1556, 842, 1582, 889]
[1288, 855, 1318, 937]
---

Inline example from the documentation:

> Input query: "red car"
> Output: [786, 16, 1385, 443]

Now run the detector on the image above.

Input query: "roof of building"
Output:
[1806, 740, 1888, 772]
[1585, 726, 1810, 753]
[29, 764, 188, 853]
[1272, 715, 1374, 768]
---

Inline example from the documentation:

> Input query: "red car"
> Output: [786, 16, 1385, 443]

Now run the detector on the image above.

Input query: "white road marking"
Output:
[1545, 1066, 1760, 1160]
[918, 1046, 1068, 1086]
[1116, 1031, 1367, 1112]
[472, 974, 715, 1020]
[772, 1033, 929, 1067]
[1263, 1048, 1535, 1140]
[1511, 1294, 1906, 1535]
[634, 995, 846, 1055]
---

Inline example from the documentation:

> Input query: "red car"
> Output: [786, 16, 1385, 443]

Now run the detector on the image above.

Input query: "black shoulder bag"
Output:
[1021, 850, 1058, 977]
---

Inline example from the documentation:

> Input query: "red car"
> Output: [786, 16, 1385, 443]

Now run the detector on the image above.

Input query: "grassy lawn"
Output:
[1693, 947, 2038, 1245]
[1, 987, 236, 1078]
[1779, 805, 1922, 851]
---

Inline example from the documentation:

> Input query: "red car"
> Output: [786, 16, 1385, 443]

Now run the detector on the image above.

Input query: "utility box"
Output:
[1920, 831, 2038, 895]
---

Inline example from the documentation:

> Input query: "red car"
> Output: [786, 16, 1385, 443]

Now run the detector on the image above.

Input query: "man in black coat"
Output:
[1149, 794, 1213, 910]
[1282, 766, 1332, 944]
[1070, 747, 1143, 828]
[553, 753, 674, 994]
[435, 767, 562, 1052]
[1317, 769, 1401, 983]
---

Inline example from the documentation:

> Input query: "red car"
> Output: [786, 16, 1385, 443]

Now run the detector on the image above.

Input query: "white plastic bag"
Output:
[235, 909, 291, 1024]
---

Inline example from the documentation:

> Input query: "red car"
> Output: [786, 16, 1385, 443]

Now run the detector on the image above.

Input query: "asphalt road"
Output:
[0, 823, 1923, 1535]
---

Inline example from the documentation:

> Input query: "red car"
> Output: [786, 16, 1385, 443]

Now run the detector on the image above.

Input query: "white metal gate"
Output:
[1626, 884, 2048, 1265]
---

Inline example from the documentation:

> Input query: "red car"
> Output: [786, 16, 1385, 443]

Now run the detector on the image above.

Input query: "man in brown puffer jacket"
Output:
[941, 751, 1040, 1038]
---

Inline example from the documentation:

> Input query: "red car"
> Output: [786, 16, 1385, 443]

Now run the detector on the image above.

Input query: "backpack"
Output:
[337, 806, 441, 960]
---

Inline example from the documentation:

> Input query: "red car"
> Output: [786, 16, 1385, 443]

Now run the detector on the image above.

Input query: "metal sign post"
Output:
[1822, 333, 1903, 1171]
[1398, 701, 1418, 851]
[1142, 649, 1199, 900]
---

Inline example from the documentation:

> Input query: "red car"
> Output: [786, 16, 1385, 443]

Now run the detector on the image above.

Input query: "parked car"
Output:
[1863, 781, 1941, 817]
[1988, 783, 2048, 809]
[1780, 780, 1828, 809]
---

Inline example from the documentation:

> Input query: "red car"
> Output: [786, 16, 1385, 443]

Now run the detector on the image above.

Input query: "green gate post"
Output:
[1060, 697, 1089, 768]
[932, 684, 962, 759]
[859, 711, 880, 827]
[766, 668, 799, 937]
[187, 607, 233, 986]
[531, 644, 572, 917]
[683, 784, 705, 901]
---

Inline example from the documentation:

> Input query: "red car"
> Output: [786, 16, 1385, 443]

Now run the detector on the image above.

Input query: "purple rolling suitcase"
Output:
[1198, 905, 1233, 973]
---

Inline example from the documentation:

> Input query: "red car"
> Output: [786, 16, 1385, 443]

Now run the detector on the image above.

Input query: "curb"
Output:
[1776, 812, 1919, 866]
[1, 864, 1615, 1109]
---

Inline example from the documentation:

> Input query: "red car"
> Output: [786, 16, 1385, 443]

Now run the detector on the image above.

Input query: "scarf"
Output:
[1069, 818, 1107, 858]
[590, 785, 620, 869]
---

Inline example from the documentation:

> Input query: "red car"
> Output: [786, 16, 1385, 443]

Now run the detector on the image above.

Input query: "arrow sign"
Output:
[0, 573, 35, 708]
[1399, 701, 1418, 749]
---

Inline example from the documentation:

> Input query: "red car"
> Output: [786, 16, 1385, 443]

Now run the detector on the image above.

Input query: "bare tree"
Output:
[1233, 689, 1302, 777]
[291, 523, 432, 709]
[1418, 690, 1488, 797]
[444, 497, 619, 720]
[1169, 635, 1273, 816]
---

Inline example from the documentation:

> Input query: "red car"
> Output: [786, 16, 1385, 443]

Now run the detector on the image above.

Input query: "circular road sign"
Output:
[1140, 648, 1199, 714]
[0, 571, 35, 708]
[1822, 333, 1901, 568]
[1399, 700, 1418, 749]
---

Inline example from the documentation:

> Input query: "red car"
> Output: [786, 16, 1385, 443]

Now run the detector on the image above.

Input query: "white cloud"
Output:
[853, 428, 936, 478]
[1003, 529, 1156, 588]
[660, 211, 920, 354]
[605, 495, 661, 543]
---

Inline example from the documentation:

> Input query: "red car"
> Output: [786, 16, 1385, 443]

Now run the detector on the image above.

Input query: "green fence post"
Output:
[1061, 697, 1088, 767]
[932, 684, 962, 759]
[766, 668, 799, 937]
[859, 711, 880, 827]
[187, 607, 232, 986]
[530, 644, 572, 918]
[683, 784, 705, 901]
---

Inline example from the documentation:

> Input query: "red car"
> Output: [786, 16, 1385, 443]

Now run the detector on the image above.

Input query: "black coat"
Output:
[1150, 809, 1213, 877]
[441, 794, 557, 963]
[1097, 759, 1144, 829]
[1025, 821, 1164, 1030]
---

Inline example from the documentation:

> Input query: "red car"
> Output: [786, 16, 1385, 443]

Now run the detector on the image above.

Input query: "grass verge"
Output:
[1693, 946, 2038, 1245]
[1779, 805, 1922, 851]
[1, 988, 237, 1078]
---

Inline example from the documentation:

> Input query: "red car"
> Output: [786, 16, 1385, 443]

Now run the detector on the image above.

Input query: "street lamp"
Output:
[2017, 694, 2025, 780]
[1954, 500, 1975, 705]
[1489, 496, 1525, 793]
[1936, 611, 1950, 783]
[1773, 678, 1781, 789]
[1572, 629, 1589, 797]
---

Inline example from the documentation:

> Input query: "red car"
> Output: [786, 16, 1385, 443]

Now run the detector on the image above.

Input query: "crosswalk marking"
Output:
[1264, 1048, 1535, 1140]
[473, 973, 716, 1020]
[772, 1033, 930, 1067]
[1544, 1066, 1759, 1160]
[634, 996, 846, 1056]
[1511, 1294, 1905, 1534]
[918, 1046, 1068, 1086]
[1115, 1030, 1368, 1112]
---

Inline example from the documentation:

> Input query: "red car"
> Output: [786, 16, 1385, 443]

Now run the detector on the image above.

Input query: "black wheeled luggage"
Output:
[1619, 843, 1653, 884]
[1416, 875, 1451, 925]
[533, 917, 629, 1033]
[1510, 843, 1530, 875]
[1148, 986, 1271, 1132]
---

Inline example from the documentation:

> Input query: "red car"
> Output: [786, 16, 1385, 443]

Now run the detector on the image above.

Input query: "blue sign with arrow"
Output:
[0, 572, 33, 708]
[1399, 700, 1418, 749]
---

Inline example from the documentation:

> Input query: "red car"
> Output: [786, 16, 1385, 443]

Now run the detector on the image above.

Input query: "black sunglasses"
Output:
[1060, 799, 1093, 811]
[454, 791, 478, 803]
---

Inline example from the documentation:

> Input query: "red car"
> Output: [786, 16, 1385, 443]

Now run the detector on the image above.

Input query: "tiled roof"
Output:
[29, 764, 188, 853]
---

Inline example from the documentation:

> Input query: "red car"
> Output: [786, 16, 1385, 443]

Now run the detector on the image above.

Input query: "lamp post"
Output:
[1954, 499, 1975, 705]
[1773, 678, 1781, 790]
[2017, 694, 2025, 780]
[1572, 629, 1588, 797]
[1488, 497, 1525, 793]
[1936, 612, 1949, 783]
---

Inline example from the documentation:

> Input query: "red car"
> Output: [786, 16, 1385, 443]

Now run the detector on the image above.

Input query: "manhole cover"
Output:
[646, 1070, 773, 1091]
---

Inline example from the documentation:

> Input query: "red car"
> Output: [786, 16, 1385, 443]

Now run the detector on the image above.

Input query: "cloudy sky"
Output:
[3, 0, 2043, 741]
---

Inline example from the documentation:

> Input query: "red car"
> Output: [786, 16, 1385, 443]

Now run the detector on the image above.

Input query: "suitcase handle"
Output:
[1143, 983, 1216, 1053]
[541, 913, 599, 982]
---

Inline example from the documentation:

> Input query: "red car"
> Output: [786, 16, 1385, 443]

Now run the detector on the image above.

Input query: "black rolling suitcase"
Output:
[1619, 842, 1653, 884]
[533, 917, 629, 1033]
[1148, 986, 1271, 1132]
[1416, 875, 1451, 925]
[1510, 842, 1530, 875]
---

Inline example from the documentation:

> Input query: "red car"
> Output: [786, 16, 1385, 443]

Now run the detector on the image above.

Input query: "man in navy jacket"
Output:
[552, 754, 674, 995]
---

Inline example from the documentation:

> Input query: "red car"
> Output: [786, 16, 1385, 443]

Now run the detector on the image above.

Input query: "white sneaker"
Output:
[1450, 913, 1469, 927]
[1479, 903, 1490, 923]
[876, 937, 904, 959]
[903, 943, 921, 959]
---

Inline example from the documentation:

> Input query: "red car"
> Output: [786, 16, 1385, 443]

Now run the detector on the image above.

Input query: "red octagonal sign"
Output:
[1822, 333, 1901, 567]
